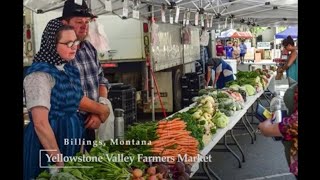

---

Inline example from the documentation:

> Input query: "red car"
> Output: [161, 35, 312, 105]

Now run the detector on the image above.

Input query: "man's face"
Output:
[63, 17, 91, 40]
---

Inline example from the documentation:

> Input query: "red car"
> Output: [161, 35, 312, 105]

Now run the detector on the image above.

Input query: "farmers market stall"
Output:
[36, 68, 276, 180]
[168, 70, 275, 179]
[244, 60, 277, 71]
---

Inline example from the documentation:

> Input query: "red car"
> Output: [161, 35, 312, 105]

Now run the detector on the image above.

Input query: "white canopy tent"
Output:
[24, 0, 297, 28]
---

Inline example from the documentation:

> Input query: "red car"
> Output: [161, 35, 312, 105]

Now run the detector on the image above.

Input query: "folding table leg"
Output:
[244, 114, 257, 141]
[242, 117, 255, 144]
[223, 134, 242, 168]
[204, 161, 222, 180]
[230, 129, 245, 162]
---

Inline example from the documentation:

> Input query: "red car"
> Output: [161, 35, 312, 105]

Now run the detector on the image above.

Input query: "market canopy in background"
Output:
[24, 0, 297, 28]
[219, 29, 253, 39]
[275, 26, 298, 39]
[231, 31, 253, 39]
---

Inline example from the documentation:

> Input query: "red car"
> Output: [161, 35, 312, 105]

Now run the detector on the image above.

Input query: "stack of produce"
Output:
[215, 91, 241, 117]
[226, 69, 273, 93]
[150, 118, 199, 164]
[131, 162, 192, 180]
[37, 145, 147, 180]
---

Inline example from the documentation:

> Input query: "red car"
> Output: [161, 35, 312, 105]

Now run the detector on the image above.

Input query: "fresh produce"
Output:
[241, 84, 256, 96]
[236, 71, 260, 79]
[133, 169, 144, 178]
[212, 111, 229, 128]
[147, 166, 156, 175]
[125, 121, 158, 154]
[172, 162, 190, 180]
[151, 118, 199, 163]
[229, 84, 241, 91]
[126, 121, 158, 142]
[172, 112, 204, 150]
[238, 89, 247, 102]
[198, 88, 216, 96]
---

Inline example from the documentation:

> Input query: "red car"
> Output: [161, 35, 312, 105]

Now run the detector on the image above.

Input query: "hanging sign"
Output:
[105, 0, 112, 12]
[175, 7, 180, 23]
[169, 10, 173, 24]
[195, 12, 199, 26]
[186, 11, 190, 25]
[161, 4, 166, 22]
[122, 0, 129, 18]
[200, 14, 204, 27]
[182, 11, 186, 26]
[210, 15, 213, 28]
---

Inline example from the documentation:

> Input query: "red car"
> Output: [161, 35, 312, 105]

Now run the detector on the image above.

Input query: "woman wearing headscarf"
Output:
[23, 19, 108, 179]
[206, 57, 235, 89]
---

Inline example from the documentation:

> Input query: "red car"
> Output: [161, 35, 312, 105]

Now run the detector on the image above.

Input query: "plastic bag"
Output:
[151, 22, 159, 45]
[181, 27, 191, 44]
[95, 99, 115, 141]
[86, 19, 110, 53]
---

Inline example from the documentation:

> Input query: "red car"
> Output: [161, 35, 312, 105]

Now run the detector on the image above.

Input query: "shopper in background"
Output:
[232, 41, 241, 64]
[239, 40, 247, 64]
[277, 36, 298, 86]
[216, 39, 225, 57]
[206, 57, 234, 89]
[258, 84, 298, 178]
[224, 41, 234, 59]
[23, 21, 109, 179]
[60, 0, 111, 151]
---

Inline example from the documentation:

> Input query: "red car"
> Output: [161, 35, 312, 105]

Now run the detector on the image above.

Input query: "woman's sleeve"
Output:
[278, 110, 298, 141]
[24, 72, 55, 111]
[216, 63, 223, 74]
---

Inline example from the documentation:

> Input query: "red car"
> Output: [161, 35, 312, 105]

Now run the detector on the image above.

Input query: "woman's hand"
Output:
[85, 114, 102, 129]
[277, 67, 284, 73]
[258, 119, 282, 137]
[98, 105, 110, 123]
[55, 160, 64, 168]
[79, 96, 110, 123]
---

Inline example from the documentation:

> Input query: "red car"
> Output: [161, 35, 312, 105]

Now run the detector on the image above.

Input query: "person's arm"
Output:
[31, 107, 63, 166]
[96, 51, 111, 98]
[212, 64, 222, 87]
[259, 110, 298, 138]
[99, 85, 108, 98]
[206, 66, 212, 87]
[79, 96, 110, 123]
[24, 72, 63, 166]
[258, 119, 282, 137]
[213, 72, 220, 88]
[279, 49, 297, 72]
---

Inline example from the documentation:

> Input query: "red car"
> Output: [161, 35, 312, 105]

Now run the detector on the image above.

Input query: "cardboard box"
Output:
[255, 52, 261, 61]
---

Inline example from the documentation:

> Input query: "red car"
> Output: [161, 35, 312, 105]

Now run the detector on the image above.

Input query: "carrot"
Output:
[168, 118, 181, 122]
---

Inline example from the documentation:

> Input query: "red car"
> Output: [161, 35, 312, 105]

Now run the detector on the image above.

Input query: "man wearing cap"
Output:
[59, 0, 111, 151]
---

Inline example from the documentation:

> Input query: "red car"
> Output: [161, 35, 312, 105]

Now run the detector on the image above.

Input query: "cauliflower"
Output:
[202, 134, 213, 145]
[202, 112, 212, 120]
[213, 111, 229, 128]
[192, 110, 203, 119]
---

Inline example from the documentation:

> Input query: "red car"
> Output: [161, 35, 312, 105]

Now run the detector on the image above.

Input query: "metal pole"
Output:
[151, 4, 155, 122]
[236, 8, 273, 17]
[222, 3, 267, 16]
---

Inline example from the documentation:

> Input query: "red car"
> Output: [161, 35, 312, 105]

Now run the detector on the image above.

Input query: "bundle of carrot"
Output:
[151, 118, 199, 163]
